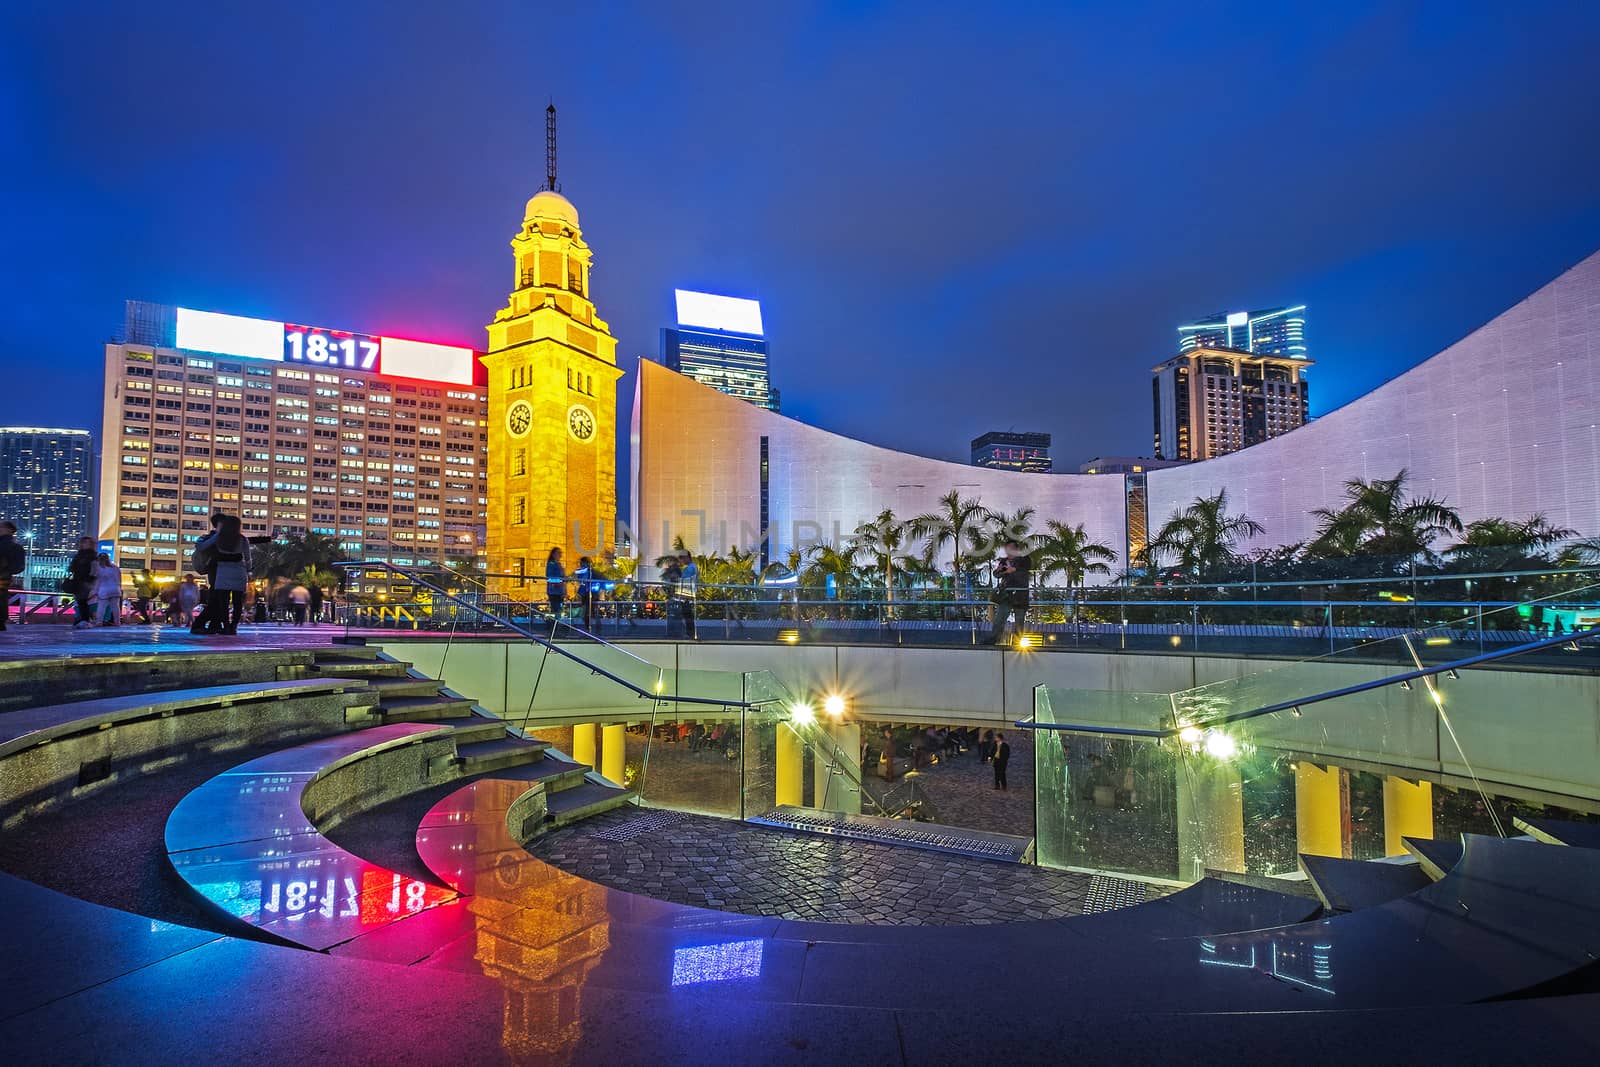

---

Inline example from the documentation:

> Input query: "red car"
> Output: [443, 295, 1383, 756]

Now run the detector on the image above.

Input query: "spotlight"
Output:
[823, 694, 846, 717]
[1203, 730, 1237, 760]
[1178, 725, 1203, 745]
[1016, 635, 1033, 650]
[791, 702, 816, 725]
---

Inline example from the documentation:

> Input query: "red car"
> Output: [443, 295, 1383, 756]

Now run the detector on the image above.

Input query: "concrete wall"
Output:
[370, 637, 1600, 809]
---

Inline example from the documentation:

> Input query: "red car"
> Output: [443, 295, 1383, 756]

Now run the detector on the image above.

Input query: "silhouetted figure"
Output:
[993, 732, 1011, 791]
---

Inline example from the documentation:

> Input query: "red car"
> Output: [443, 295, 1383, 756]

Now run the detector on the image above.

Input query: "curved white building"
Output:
[632, 249, 1600, 575]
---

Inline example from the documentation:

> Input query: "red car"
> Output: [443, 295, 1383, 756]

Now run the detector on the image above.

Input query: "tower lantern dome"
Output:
[523, 190, 580, 228]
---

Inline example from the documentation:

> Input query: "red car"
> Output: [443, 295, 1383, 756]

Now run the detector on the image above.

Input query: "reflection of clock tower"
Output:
[483, 152, 620, 584]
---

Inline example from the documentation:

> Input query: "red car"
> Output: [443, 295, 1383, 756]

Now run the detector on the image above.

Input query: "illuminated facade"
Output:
[99, 302, 488, 576]
[971, 431, 1052, 473]
[0, 427, 94, 550]
[1152, 347, 1312, 461]
[482, 191, 621, 582]
[1179, 305, 1308, 360]
[661, 290, 779, 410]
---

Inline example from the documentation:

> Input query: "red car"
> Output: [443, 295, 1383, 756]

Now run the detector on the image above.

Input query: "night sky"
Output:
[5, 1, 1600, 480]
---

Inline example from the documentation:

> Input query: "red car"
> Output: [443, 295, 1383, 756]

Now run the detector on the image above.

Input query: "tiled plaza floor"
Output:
[529, 806, 1095, 924]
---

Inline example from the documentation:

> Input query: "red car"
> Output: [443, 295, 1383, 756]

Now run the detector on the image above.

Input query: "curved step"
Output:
[1298, 853, 1432, 913]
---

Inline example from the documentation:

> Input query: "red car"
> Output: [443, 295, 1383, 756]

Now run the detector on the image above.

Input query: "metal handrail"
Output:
[333, 561, 764, 709]
[1014, 624, 1600, 738]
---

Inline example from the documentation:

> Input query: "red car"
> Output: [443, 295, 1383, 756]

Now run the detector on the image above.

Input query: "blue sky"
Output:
[4, 0, 1598, 473]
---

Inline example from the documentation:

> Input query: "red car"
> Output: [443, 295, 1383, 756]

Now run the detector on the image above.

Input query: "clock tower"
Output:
[482, 184, 620, 587]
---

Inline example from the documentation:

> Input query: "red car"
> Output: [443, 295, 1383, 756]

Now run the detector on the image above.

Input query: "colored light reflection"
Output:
[671, 939, 765, 986]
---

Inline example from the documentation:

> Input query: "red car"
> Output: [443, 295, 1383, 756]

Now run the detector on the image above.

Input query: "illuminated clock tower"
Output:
[482, 180, 620, 585]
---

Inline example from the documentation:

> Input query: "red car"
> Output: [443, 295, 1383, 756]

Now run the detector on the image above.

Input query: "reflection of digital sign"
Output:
[174, 307, 477, 386]
[671, 939, 765, 986]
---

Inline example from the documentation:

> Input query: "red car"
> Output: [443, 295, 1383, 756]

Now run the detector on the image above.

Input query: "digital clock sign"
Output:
[174, 306, 477, 386]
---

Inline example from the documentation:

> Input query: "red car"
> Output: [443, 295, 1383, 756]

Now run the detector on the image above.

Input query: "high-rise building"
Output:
[100, 301, 488, 577]
[0, 427, 95, 549]
[1152, 347, 1312, 461]
[970, 431, 1052, 473]
[482, 189, 621, 583]
[661, 290, 779, 411]
[1178, 305, 1308, 360]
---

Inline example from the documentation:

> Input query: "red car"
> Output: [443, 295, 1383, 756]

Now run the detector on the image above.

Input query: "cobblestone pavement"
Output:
[529, 807, 1095, 925]
[873, 726, 1037, 838]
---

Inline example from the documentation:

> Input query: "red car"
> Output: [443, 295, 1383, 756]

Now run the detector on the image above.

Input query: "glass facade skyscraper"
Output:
[971, 431, 1052, 473]
[661, 290, 779, 411]
[0, 427, 95, 550]
[1178, 305, 1308, 360]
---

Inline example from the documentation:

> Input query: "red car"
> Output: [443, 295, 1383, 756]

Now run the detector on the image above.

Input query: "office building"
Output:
[1178, 305, 1308, 360]
[1077, 456, 1187, 476]
[99, 301, 488, 577]
[0, 427, 94, 550]
[972, 431, 1052, 473]
[1152, 347, 1312, 461]
[661, 290, 779, 411]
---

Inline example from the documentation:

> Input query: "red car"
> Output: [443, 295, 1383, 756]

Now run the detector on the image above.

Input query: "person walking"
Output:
[545, 547, 567, 624]
[993, 731, 1011, 791]
[177, 575, 201, 627]
[91, 553, 123, 626]
[288, 584, 311, 625]
[986, 540, 1032, 646]
[68, 536, 97, 629]
[0, 521, 25, 633]
[204, 516, 251, 635]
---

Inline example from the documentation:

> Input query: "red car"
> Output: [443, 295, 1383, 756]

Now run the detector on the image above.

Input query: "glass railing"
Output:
[331, 561, 889, 825]
[1026, 616, 1600, 884]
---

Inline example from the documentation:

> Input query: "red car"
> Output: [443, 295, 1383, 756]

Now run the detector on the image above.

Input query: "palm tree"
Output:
[1141, 489, 1264, 581]
[1307, 470, 1462, 565]
[256, 530, 350, 579]
[911, 490, 991, 592]
[848, 509, 923, 613]
[975, 506, 1037, 579]
[1034, 520, 1118, 590]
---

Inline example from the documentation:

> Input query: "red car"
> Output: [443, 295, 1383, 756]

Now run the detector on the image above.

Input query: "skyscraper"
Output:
[661, 290, 779, 411]
[101, 302, 488, 577]
[971, 431, 1052, 473]
[0, 427, 94, 549]
[1152, 348, 1312, 460]
[1178, 305, 1308, 360]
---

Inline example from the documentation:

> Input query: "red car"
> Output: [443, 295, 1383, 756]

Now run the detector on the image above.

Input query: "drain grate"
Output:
[750, 807, 1031, 862]
[587, 809, 688, 842]
[1082, 875, 1148, 914]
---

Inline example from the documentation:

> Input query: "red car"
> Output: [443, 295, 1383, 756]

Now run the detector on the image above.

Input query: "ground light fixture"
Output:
[1178, 725, 1203, 745]
[823, 694, 846, 718]
[791, 702, 816, 726]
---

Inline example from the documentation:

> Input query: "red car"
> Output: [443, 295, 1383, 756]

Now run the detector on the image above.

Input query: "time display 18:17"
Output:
[284, 325, 380, 370]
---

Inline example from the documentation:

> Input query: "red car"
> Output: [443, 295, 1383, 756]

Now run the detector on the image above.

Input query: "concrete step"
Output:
[445, 721, 514, 746]
[455, 736, 551, 775]
[360, 676, 446, 699]
[1403, 835, 1465, 880]
[318, 662, 415, 679]
[376, 695, 476, 722]
[545, 780, 633, 827]
[1298, 853, 1433, 912]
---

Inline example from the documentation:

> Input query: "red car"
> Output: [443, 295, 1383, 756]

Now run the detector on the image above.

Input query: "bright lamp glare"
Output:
[823, 694, 846, 717]
[791, 703, 816, 725]
[1178, 725, 1203, 745]
[1203, 730, 1237, 760]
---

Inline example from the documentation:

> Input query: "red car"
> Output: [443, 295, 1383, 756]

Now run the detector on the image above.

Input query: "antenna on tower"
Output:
[545, 102, 559, 193]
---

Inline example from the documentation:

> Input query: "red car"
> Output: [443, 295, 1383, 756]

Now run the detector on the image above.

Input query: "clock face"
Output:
[506, 400, 533, 437]
[567, 403, 596, 442]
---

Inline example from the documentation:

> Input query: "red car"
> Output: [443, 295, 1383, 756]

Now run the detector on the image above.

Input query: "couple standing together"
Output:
[189, 513, 251, 636]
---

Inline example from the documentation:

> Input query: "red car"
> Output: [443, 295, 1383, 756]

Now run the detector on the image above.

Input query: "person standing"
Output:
[573, 555, 595, 632]
[68, 536, 97, 629]
[677, 550, 699, 641]
[288, 584, 311, 625]
[993, 731, 1011, 791]
[91, 553, 123, 626]
[0, 521, 25, 633]
[987, 540, 1033, 646]
[204, 516, 251, 635]
[189, 513, 225, 635]
[545, 547, 567, 623]
[660, 555, 683, 639]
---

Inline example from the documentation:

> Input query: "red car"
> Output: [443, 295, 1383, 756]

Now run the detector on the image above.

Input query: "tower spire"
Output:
[545, 102, 559, 193]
